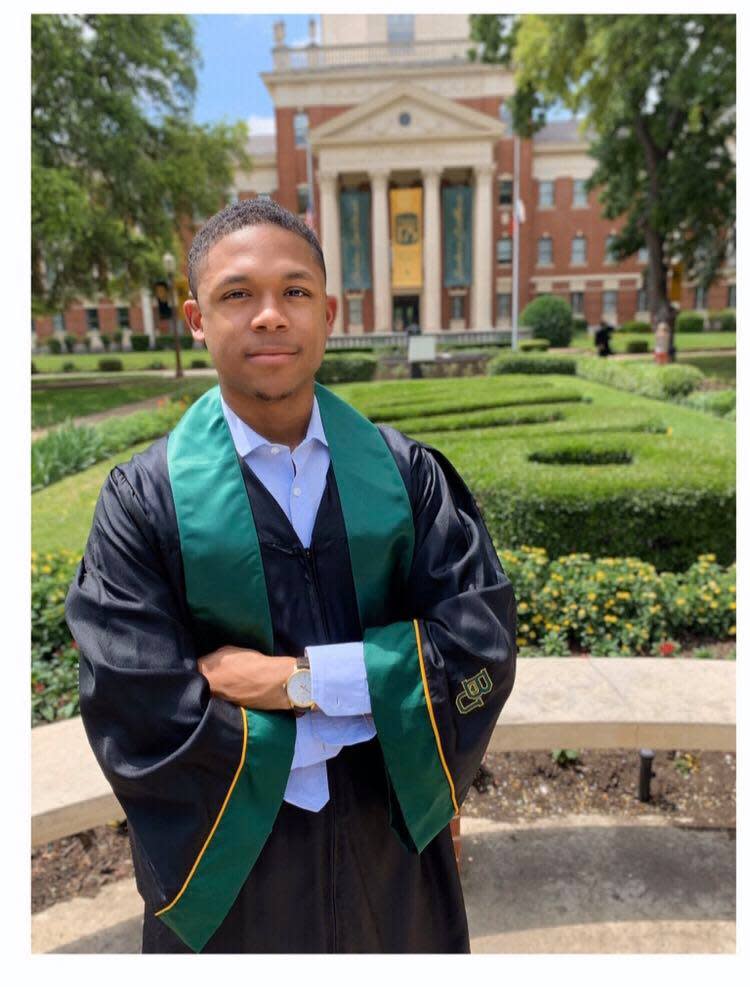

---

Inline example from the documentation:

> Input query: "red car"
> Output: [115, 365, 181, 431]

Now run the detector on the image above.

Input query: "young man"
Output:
[65, 198, 516, 954]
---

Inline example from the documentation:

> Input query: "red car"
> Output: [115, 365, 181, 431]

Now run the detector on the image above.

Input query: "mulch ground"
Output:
[31, 746, 735, 915]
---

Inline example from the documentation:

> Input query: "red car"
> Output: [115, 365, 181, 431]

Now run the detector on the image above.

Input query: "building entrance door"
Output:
[393, 295, 420, 332]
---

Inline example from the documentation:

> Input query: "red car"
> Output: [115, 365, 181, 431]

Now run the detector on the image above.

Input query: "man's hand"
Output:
[197, 646, 297, 711]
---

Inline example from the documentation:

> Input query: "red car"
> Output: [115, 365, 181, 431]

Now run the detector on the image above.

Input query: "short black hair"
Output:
[187, 197, 326, 300]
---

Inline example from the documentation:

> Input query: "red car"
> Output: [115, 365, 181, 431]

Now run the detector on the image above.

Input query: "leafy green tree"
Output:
[470, 14, 736, 355]
[32, 14, 251, 314]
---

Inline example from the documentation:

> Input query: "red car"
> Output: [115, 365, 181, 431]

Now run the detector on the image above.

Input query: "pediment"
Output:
[310, 83, 505, 147]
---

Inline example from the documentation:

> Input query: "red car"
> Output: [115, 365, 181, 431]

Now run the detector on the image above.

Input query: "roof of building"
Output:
[534, 117, 592, 144]
[246, 133, 277, 158]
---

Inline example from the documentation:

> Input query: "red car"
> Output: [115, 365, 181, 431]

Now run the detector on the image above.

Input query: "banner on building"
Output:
[442, 186, 472, 287]
[390, 187, 423, 289]
[340, 189, 372, 292]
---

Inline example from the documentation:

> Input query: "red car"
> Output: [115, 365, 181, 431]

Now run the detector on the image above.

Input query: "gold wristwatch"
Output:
[284, 652, 317, 717]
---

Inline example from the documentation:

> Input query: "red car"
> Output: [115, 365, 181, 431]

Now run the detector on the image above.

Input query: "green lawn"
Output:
[32, 349, 214, 374]
[569, 331, 736, 352]
[32, 377, 216, 429]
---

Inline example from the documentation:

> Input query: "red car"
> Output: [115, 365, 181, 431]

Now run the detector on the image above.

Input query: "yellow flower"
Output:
[616, 591, 631, 600]
[518, 602, 529, 613]
[604, 614, 618, 624]
[517, 637, 527, 646]
[729, 602, 736, 610]
[729, 625, 736, 636]
[41, 565, 52, 574]
[587, 592, 597, 601]
[666, 426, 673, 436]
[577, 608, 586, 618]
[676, 598, 686, 606]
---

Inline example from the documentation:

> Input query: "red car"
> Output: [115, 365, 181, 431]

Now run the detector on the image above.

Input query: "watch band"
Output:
[285, 654, 315, 716]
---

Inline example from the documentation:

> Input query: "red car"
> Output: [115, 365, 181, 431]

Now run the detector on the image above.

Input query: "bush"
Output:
[316, 353, 377, 384]
[99, 333, 112, 351]
[520, 295, 574, 347]
[113, 330, 124, 346]
[64, 334, 77, 353]
[683, 389, 736, 417]
[47, 338, 62, 354]
[148, 360, 166, 370]
[675, 310, 705, 333]
[31, 550, 81, 725]
[577, 357, 703, 399]
[528, 446, 632, 466]
[61, 361, 77, 373]
[130, 334, 150, 351]
[716, 308, 735, 332]
[519, 339, 550, 352]
[31, 361, 38, 375]
[190, 358, 210, 369]
[618, 320, 652, 334]
[488, 353, 577, 375]
[573, 316, 588, 334]
[97, 358, 124, 372]
[625, 340, 650, 354]
[156, 334, 193, 351]
[498, 547, 735, 656]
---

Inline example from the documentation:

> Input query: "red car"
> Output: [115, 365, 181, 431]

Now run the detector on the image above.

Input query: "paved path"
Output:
[31, 813, 735, 954]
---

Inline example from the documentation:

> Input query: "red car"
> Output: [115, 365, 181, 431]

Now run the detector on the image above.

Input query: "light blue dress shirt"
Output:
[220, 394, 376, 812]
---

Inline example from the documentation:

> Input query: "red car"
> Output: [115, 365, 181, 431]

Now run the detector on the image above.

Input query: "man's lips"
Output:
[244, 348, 299, 362]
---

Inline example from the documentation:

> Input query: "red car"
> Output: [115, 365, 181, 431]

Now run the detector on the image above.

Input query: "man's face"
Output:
[184, 224, 336, 403]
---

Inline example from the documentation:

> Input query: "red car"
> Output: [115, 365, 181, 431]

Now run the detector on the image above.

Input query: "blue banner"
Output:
[442, 186, 472, 287]
[340, 189, 372, 292]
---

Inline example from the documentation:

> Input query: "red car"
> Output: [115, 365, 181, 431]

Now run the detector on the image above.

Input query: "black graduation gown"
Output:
[65, 423, 517, 953]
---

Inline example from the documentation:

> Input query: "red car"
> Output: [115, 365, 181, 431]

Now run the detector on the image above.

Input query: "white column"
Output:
[369, 169, 391, 333]
[140, 288, 155, 344]
[319, 171, 343, 334]
[422, 166, 442, 332]
[471, 164, 494, 330]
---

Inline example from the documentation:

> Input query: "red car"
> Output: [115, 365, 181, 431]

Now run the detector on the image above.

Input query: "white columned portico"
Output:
[422, 166, 442, 332]
[369, 168, 391, 332]
[319, 171, 343, 334]
[471, 164, 494, 330]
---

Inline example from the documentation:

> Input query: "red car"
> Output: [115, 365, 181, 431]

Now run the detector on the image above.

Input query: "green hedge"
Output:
[488, 353, 577, 375]
[618, 320, 652, 334]
[520, 295, 574, 347]
[130, 334, 150, 351]
[519, 339, 550, 352]
[47, 338, 62, 354]
[625, 339, 650, 354]
[315, 353, 377, 384]
[577, 357, 703, 399]
[683, 389, 736, 418]
[572, 316, 588, 334]
[675, 310, 705, 333]
[501, 547, 735, 657]
[97, 358, 124, 372]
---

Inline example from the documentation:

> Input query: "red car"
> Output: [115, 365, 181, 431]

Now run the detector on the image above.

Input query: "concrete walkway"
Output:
[31, 813, 735, 954]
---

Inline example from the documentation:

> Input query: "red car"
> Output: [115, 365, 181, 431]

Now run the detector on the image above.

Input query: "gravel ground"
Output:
[31, 746, 735, 915]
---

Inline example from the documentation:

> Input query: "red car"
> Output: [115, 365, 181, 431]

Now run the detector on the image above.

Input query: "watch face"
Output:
[287, 669, 313, 707]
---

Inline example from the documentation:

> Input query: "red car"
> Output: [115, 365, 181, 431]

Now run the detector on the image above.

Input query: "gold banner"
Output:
[390, 187, 423, 289]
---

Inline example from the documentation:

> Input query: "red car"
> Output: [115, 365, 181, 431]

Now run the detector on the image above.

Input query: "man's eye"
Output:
[286, 288, 309, 298]
[224, 290, 249, 299]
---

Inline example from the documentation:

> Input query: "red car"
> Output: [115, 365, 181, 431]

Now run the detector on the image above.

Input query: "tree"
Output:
[470, 14, 736, 357]
[32, 14, 251, 315]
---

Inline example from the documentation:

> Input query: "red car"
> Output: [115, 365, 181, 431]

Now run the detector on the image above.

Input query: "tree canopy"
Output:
[469, 14, 736, 330]
[32, 14, 251, 314]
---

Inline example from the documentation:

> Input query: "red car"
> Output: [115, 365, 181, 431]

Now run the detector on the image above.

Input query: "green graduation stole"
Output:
[160, 383, 457, 952]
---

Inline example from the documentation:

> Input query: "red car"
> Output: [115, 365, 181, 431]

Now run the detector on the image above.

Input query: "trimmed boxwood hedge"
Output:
[577, 357, 703, 399]
[488, 353, 577, 375]
[130, 334, 150, 351]
[625, 339, 650, 353]
[618, 320, 652, 334]
[520, 295, 574, 347]
[315, 353, 377, 384]
[675, 310, 705, 333]
[519, 339, 550, 352]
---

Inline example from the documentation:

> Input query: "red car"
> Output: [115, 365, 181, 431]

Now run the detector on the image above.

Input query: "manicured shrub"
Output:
[675, 310, 705, 333]
[97, 358, 124, 372]
[572, 316, 588, 334]
[148, 360, 166, 370]
[113, 330, 124, 347]
[618, 320, 652, 334]
[156, 334, 193, 351]
[717, 308, 735, 332]
[47, 338, 62, 354]
[625, 339, 650, 354]
[520, 295, 574, 347]
[683, 389, 736, 417]
[528, 446, 632, 466]
[190, 358, 210, 369]
[63, 334, 77, 353]
[316, 353, 377, 384]
[31, 362, 38, 375]
[61, 361, 77, 373]
[577, 357, 703, 399]
[130, 334, 150, 351]
[488, 353, 577, 375]
[99, 333, 112, 351]
[519, 339, 550, 352]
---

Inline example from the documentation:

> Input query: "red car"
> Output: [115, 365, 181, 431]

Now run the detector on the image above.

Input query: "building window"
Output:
[571, 235, 587, 265]
[296, 185, 310, 214]
[257, 192, 271, 200]
[538, 180, 555, 208]
[605, 235, 618, 264]
[573, 179, 588, 207]
[387, 14, 414, 45]
[537, 236, 553, 266]
[637, 288, 648, 312]
[449, 295, 465, 320]
[496, 293, 511, 320]
[570, 292, 584, 316]
[727, 284, 736, 308]
[85, 307, 99, 332]
[694, 285, 707, 309]
[293, 112, 308, 148]
[498, 179, 513, 206]
[638, 246, 649, 263]
[52, 313, 65, 334]
[496, 236, 512, 264]
[602, 290, 618, 314]
[117, 307, 130, 329]
[348, 296, 363, 326]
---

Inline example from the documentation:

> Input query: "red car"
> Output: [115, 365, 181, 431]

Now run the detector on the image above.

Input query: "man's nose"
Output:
[250, 296, 289, 332]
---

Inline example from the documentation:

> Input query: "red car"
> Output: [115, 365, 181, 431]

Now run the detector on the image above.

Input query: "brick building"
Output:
[33, 13, 735, 346]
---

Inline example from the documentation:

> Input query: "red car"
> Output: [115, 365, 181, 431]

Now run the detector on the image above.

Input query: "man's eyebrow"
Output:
[213, 270, 316, 291]
[281, 270, 315, 282]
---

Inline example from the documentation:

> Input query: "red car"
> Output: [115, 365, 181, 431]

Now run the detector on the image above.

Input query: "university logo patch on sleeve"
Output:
[456, 668, 493, 714]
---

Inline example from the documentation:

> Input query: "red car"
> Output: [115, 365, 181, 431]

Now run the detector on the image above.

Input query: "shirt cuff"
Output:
[306, 641, 372, 716]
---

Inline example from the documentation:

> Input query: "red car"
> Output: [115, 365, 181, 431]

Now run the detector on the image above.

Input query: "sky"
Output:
[191, 14, 320, 134]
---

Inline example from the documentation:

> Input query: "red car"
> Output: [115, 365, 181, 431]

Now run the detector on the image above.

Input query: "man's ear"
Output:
[183, 298, 205, 344]
[325, 294, 338, 339]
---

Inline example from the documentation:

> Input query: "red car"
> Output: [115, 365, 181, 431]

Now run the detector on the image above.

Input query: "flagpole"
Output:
[511, 133, 520, 352]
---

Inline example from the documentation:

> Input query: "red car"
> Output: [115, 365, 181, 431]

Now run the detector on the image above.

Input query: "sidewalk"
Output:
[31, 813, 735, 954]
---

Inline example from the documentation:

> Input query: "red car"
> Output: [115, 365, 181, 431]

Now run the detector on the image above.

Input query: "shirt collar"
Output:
[220, 392, 328, 459]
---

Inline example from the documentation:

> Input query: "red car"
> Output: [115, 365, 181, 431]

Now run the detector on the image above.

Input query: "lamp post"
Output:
[162, 251, 183, 380]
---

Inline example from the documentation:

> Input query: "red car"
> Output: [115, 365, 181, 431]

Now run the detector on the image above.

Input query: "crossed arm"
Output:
[197, 646, 297, 711]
